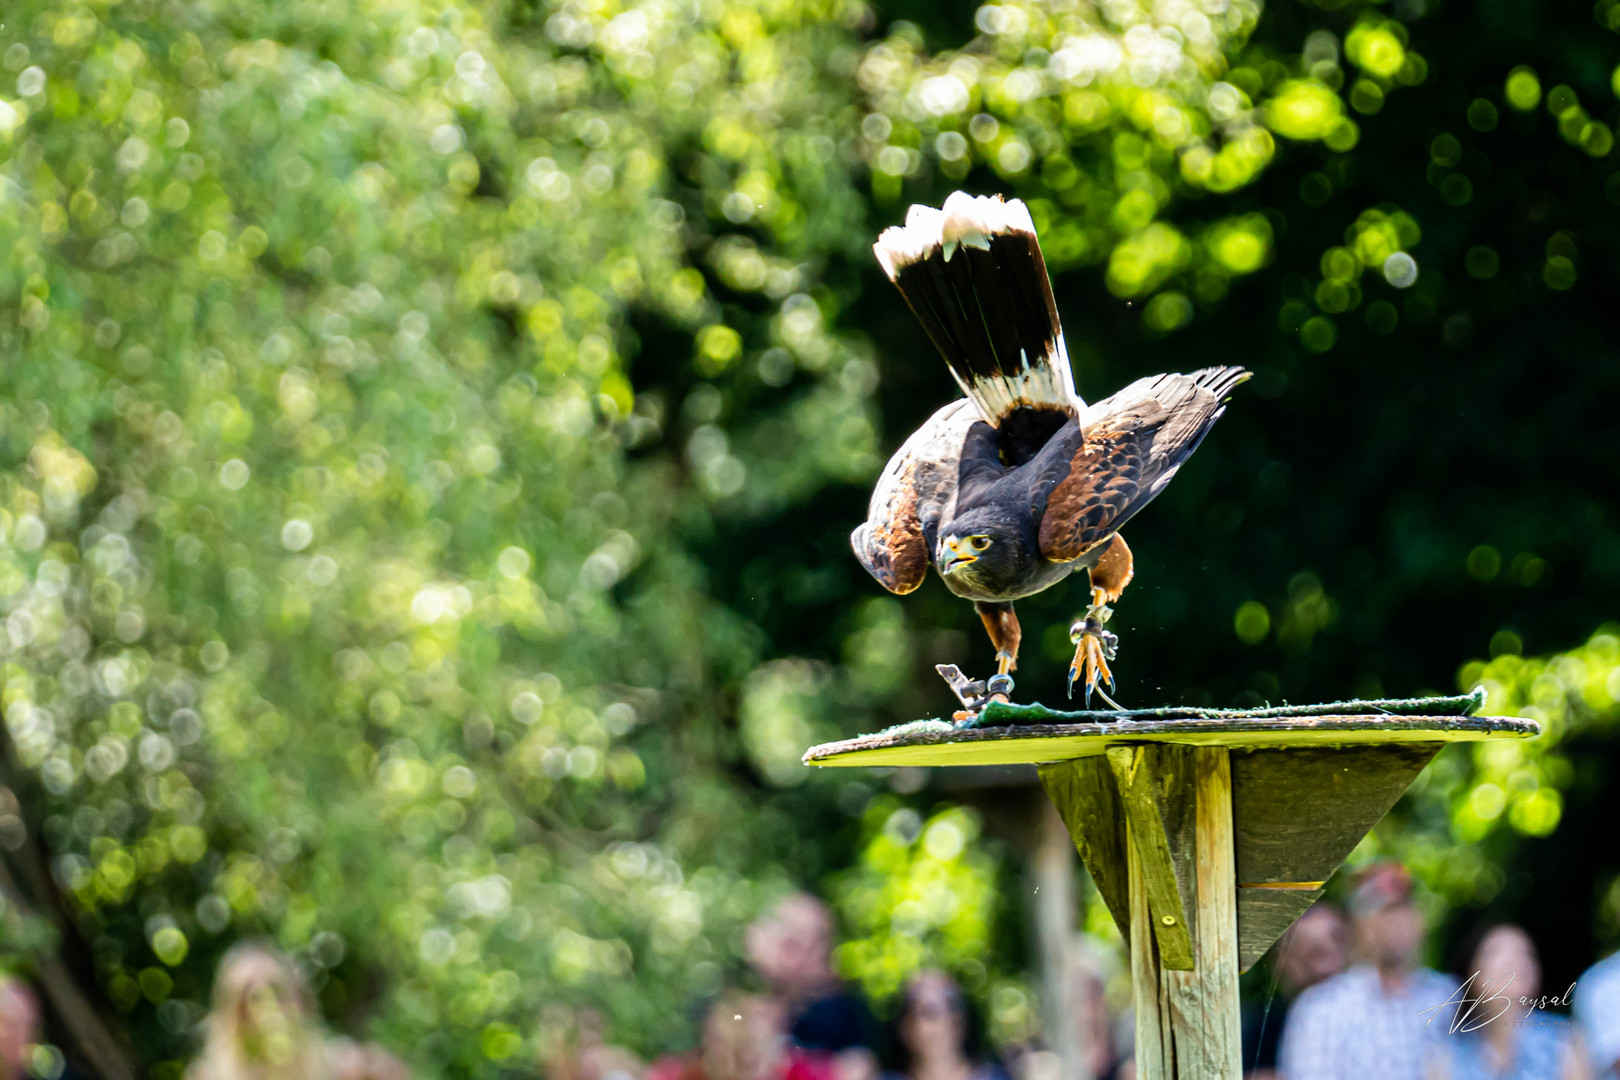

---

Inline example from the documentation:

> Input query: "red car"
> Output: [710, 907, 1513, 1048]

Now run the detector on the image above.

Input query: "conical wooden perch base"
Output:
[804, 702, 1539, 1080]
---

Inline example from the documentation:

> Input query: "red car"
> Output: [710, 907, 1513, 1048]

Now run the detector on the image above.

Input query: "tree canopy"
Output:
[2, 0, 1619, 1074]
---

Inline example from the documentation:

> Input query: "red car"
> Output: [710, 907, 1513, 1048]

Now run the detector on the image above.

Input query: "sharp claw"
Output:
[1068, 617, 1122, 711]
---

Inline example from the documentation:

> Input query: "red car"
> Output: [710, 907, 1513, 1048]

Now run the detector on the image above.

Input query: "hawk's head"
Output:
[936, 511, 1036, 593]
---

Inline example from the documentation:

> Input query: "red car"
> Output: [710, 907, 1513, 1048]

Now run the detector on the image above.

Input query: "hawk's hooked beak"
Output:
[940, 535, 979, 574]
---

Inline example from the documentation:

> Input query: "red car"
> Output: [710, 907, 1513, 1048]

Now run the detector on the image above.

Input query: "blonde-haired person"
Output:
[189, 942, 332, 1080]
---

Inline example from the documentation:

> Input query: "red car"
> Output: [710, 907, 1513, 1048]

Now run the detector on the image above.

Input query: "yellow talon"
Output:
[1067, 601, 1120, 709]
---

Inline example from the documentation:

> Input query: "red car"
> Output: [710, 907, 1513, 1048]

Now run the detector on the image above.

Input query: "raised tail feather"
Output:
[874, 193, 1081, 443]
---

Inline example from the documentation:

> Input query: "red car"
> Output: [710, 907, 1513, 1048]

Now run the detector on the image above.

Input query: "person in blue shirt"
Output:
[1442, 923, 1584, 1080]
[1575, 948, 1620, 1080]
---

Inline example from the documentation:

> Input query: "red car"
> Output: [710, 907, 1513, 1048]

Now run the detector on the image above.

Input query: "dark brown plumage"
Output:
[853, 192, 1247, 706]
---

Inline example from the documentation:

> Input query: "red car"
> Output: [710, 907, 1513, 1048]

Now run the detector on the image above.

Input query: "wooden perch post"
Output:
[1055, 745, 1238, 1077]
[805, 709, 1539, 1080]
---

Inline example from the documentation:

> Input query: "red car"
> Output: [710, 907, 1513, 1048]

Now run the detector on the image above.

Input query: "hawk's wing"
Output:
[852, 399, 980, 594]
[1033, 367, 1248, 562]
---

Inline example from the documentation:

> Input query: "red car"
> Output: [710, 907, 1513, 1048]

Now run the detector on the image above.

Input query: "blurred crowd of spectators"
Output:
[564, 892, 1021, 1080]
[542, 870, 1620, 1080]
[4, 864, 1620, 1080]
[1248, 863, 1609, 1080]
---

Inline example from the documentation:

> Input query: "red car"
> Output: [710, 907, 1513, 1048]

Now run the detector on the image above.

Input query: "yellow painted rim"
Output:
[803, 714, 1540, 769]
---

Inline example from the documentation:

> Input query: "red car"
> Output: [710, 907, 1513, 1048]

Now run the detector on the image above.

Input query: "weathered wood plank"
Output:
[1236, 887, 1326, 972]
[1127, 819, 1171, 1080]
[1230, 743, 1442, 884]
[1107, 746, 1194, 970]
[1151, 745, 1197, 936]
[1164, 748, 1241, 1078]
[1039, 757, 1130, 940]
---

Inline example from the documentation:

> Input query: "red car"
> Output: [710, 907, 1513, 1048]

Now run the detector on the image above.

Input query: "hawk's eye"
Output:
[968, 535, 992, 552]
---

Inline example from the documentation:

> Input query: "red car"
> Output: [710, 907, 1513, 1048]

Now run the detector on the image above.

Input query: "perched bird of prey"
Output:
[852, 191, 1247, 707]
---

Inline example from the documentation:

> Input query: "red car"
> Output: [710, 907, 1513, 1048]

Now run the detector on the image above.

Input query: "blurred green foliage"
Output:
[832, 803, 998, 997]
[2, 0, 1620, 1073]
[1376, 627, 1620, 973]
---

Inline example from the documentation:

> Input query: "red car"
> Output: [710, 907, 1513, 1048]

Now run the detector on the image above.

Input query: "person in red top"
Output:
[647, 994, 837, 1080]
[745, 893, 879, 1080]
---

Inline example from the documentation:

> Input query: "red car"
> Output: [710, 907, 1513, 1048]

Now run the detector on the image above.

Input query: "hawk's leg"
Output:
[974, 601, 1021, 700]
[1069, 534, 1134, 707]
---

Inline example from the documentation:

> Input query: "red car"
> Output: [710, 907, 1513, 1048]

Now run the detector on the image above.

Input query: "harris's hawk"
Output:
[852, 192, 1248, 706]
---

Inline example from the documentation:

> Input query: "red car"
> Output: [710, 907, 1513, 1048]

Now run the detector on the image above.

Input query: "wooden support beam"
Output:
[1230, 744, 1440, 882]
[1116, 746, 1241, 1079]
[1127, 829, 1172, 1080]
[1229, 743, 1441, 969]
[1107, 745, 1194, 970]
[1164, 748, 1241, 1076]
[1236, 887, 1326, 971]
[1038, 756, 1130, 940]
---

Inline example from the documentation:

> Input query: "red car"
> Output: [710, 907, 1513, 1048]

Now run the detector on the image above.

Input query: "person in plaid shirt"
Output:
[1277, 863, 1459, 1080]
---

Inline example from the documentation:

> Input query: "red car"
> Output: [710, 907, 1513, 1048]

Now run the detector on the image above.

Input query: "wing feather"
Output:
[1035, 366, 1248, 562]
[852, 400, 978, 593]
